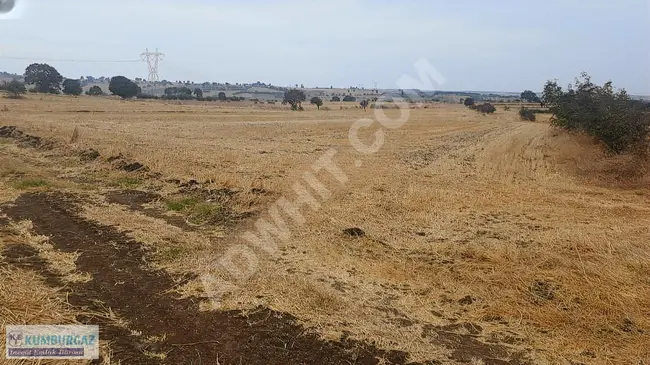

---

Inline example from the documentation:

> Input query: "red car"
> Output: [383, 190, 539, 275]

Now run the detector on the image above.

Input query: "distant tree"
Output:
[194, 88, 203, 99]
[459, 98, 465, 104]
[521, 90, 540, 103]
[360, 100, 369, 111]
[62, 79, 83, 96]
[4, 80, 27, 99]
[300, 84, 304, 88]
[331, 96, 340, 102]
[24, 63, 63, 93]
[310, 96, 323, 110]
[463, 97, 475, 107]
[86, 85, 104, 96]
[476, 103, 496, 114]
[283, 89, 306, 111]
[343, 95, 356, 102]
[109, 76, 140, 99]
[218, 92, 227, 101]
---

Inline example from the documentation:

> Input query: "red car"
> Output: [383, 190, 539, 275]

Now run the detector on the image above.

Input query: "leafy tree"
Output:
[463, 97, 475, 107]
[521, 90, 540, 103]
[4, 80, 27, 99]
[342, 95, 356, 102]
[310, 97, 323, 110]
[109, 76, 140, 99]
[283, 89, 306, 111]
[331, 96, 340, 102]
[24, 63, 63, 93]
[360, 100, 369, 111]
[194, 88, 203, 99]
[62, 79, 83, 96]
[86, 85, 104, 96]
[218, 92, 227, 101]
[543, 73, 650, 154]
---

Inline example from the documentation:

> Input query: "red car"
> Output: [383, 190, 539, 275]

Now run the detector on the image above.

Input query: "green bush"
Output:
[543, 73, 650, 154]
[519, 108, 536, 121]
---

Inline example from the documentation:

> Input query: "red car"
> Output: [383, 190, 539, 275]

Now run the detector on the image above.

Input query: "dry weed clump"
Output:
[547, 129, 650, 188]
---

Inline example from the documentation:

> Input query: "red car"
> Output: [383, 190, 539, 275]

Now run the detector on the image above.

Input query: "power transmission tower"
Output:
[140, 48, 164, 82]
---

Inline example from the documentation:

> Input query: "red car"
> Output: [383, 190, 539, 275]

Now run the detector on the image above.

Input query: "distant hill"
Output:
[0, 71, 22, 82]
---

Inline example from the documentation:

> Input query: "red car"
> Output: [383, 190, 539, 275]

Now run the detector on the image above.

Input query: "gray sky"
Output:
[1, 0, 649, 94]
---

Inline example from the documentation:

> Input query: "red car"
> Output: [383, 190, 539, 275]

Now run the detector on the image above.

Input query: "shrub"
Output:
[342, 95, 356, 102]
[4, 80, 27, 99]
[543, 73, 650, 154]
[283, 89, 306, 111]
[62, 79, 83, 96]
[331, 96, 340, 102]
[476, 103, 496, 114]
[519, 108, 536, 121]
[86, 85, 104, 96]
[359, 100, 369, 110]
[503, 105, 511, 111]
[310, 97, 323, 110]
[464, 97, 475, 107]
[137, 94, 159, 100]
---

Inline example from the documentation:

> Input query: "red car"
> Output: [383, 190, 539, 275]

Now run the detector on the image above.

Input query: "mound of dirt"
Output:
[0, 126, 51, 149]
[79, 148, 101, 161]
[107, 153, 149, 173]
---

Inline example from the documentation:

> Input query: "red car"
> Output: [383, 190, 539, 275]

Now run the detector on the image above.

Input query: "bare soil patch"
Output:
[1, 192, 426, 364]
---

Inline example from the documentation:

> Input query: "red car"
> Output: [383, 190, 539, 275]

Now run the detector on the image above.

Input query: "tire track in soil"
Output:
[1, 192, 424, 365]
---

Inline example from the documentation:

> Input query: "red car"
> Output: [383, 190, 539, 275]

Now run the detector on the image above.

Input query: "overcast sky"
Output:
[1, 0, 649, 94]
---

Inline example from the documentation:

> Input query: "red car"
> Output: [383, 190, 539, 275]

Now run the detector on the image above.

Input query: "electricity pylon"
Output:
[140, 48, 164, 82]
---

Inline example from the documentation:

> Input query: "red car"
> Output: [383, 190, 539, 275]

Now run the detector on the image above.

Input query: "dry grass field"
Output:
[0, 94, 648, 365]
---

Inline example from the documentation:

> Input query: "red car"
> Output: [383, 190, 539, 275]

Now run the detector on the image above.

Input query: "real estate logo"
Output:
[5, 325, 99, 360]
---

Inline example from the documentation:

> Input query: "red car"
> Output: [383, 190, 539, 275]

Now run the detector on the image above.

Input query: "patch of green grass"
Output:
[188, 202, 224, 224]
[165, 196, 227, 225]
[12, 178, 50, 190]
[108, 176, 142, 188]
[165, 197, 199, 212]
